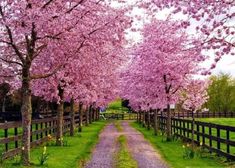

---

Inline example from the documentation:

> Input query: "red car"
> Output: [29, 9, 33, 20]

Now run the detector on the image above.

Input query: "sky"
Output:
[210, 55, 235, 76]
[112, 0, 235, 77]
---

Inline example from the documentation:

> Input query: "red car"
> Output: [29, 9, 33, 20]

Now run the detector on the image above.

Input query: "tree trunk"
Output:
[21, 67, 32, 166]
[137, 111, 139, 123]
[85, 106, 89, 126]
[97, 108, 100, 120]
[166, 104, 172, 141]
[192, 110, 195, 150]
[89, 105, 92, 124]
[153, 110, 159, 136]
[70, 98, 75, 136]
[78, 103, 83, 132]
[142, 111, 146, 127]
[56, 86, 64, 146]
[2, 96, 6, 112]
[147, 110, 150, 130]
[139, 111, 141, 124]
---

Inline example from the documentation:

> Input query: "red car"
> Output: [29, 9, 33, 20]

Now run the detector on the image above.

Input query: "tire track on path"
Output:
[85, 123, 119, 168]
[121, 121, 169, 168]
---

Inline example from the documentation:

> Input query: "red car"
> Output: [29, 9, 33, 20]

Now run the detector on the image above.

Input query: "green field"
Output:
[1, 121, 107, 168]
[106, 99, 128, 113]
[198, 118, 235, 126]
[131, 122, 232, 168]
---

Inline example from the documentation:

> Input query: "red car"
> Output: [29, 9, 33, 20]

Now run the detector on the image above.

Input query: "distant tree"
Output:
[206, 73, 235, 113]
[121, 99, 131, 111]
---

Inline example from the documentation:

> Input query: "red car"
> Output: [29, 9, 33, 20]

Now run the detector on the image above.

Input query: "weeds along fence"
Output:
[0, 113, 90, 160]
[139, 113, 235, 161]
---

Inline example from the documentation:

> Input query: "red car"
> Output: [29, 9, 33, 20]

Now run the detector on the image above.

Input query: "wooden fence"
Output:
[102, 113, 137, 120]
[140, 112, 235, 160]
[163, 111, 235, 118]
[0, 112, 92, 160]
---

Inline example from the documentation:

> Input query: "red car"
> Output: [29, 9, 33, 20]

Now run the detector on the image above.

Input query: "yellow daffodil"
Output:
[43, 146, 47, 155]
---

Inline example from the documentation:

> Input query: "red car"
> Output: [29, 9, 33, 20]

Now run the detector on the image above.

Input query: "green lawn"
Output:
[197, 118, 235, 126]
[131, 122, 233, 168]
[1, 121, 107, 168]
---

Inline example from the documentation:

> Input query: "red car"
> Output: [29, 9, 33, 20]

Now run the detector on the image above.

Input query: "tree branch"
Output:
[0, 57, 23, 66]
[66, 0, 85, 14]
[42, 0, 54, 9]
[30, 64, 63, 80]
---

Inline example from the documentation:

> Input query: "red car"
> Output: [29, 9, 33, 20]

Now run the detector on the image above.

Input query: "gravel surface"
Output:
[85, 123, 119, 168]
[122, 121, 169, 168]
[85, 121, 168, 168]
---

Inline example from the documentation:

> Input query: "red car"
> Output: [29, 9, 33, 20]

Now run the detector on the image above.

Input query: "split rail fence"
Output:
[102, 113, 137, 120]
[170, 111, 235, 118]
[0, 111, 99, 160]
[139, 112, 235, 161]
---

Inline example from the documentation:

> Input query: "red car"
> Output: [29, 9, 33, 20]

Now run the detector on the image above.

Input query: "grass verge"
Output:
[115, 135, 137, 168]
[1, 121, 107, 168]
[131, 122, 232, 168]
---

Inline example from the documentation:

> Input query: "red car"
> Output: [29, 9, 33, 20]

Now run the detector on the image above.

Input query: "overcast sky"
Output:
[113, 0, 235, 77]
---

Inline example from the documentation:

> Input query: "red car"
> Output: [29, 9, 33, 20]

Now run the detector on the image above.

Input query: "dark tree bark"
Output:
[166, 104, 172, 141]
[136, 111, 139, 123]
[78, 103, 83, 132]
[21, 64, 32, 166]
[192, 109, 195, 150]
[153, 109, 159, 136]
[139, 111, 142, 124]
[2, 96, 6, 112]
[56, 86, 64, 146]
[97, 108, 100, 120]
[89, 105, 92, 124]
[147, 110, 151, 130]
[70, 98, 75, 136]
[142, 111, 146, 127]
[85, 106, 89, 126]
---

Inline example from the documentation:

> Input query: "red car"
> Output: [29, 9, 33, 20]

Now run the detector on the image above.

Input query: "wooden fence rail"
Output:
[139, 112, 235, 161]
[0, 113, 89, 160]
[102, 113, 137, 120]
[162, 111, 235, 118]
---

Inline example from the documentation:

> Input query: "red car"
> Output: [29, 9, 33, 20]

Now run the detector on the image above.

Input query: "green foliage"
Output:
[182, 144, 194, 159]
[131, 122, 228, 168]
[115, 135, 138, 168]
[38, 146, 49, 165]
[12, 154, 22, 165]
[206, 73, 235, 112]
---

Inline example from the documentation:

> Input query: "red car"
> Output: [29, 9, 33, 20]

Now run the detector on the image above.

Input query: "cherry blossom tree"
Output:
[121, 19, 206, 140]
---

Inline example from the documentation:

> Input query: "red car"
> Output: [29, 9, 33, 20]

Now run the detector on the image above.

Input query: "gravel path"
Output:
[85, 123, 119, 168]
[122, 121, 169, 168]
[85, 121, 168, 168]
